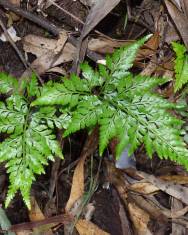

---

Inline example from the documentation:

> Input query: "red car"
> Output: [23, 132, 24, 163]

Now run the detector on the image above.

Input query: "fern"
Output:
[172, 42, 188, 92]
[33, 36, 188, 170]
[0, 74, 67, 208]
[1, 36, 188, 208]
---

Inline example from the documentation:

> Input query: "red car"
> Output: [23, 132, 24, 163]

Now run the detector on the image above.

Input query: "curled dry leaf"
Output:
[128, 203, 152, 235]
[138, 172, 188, 205]
[129, 182, 159, 194]
[22, 31, 75, 76]
[76, 219, 110, 235]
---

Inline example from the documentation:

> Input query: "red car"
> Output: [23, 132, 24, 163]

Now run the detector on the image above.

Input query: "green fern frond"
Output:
[80, 63, 104, 88]
[33, 35, 188, 171]
[172, 42, 188, 92]
[64, 96, 103, 136]
[0, 92, 63, 208]
[106, 34, 152, 83]
[32, 75, 91, 107]
[0, 73, 18, 94]
[27, 74, 39, 97]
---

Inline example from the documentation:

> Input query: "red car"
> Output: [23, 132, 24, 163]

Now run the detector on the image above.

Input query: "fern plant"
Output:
[172, 42, 188, 92]
[33, 35, 188, 170]
[1, 35, 188, 208]
[0, 74, 70, 208]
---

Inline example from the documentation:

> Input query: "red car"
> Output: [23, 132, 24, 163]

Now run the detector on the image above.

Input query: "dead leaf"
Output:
[128, 203, 152, 235]
[76, 219, 110, 235]
[171, 198, 187, 234]
[130, 182, 159, 194]
[81, 0, 120, 40]
[160, 175, 188, 184]
[88, 37, 132, 54]
[65, 154, 86, 212]
[9, 0, 20, 5]
[29, 196, 54, 235]
[138, 171, 188, 205]
[29, 197, 45, 221]
[74, 0, 121, 71]
[165, 0, 188, 49]
[128, 193, 168, 223]
[65, 128, 98, 212]
[137, 32, 160, 60]
[22, 31, 75, 76]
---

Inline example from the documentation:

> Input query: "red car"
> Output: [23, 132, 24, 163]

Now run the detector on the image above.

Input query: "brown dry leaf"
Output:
[130, 182, 159, 194]
[88, 37, 132, 54]
[160, 175, 188, 184]
[165, 0, 188, 49]
[171, 198, 187, 234]
[29, 196, 45, 221]
[76, 219, 110, 235]
[65, 128, 98, 212]
[28, 196, 54, 235]
[137, 32, 160, 60]
[81, 0, 120, 39]
[65, 154, 87, 212]
[128, 203, 152, 235]
[9, 0, 20, 5]
[22, 31, 75, 76]
[138, 171, 188, 205]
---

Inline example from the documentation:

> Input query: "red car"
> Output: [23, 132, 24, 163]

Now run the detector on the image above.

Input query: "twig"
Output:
[0, 18, 28, 69]
[9, 214, 72, 232]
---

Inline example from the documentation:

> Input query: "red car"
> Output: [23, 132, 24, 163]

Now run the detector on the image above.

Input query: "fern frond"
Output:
[80, 63, 104, 88]
[117, 75, 168, 95]
[0, 73, 18, 94]
[64, 96, 103, 136]
[106, 34, 152, 83]
[172, 42, 188, 91]
[27, 74, 39, 97]
[0, 94, 63, 208]
[32, 75, 91, 107]
[33, 36, 188, 171]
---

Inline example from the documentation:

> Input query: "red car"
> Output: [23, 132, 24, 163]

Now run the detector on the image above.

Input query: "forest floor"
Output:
[0, 0, 188, 234]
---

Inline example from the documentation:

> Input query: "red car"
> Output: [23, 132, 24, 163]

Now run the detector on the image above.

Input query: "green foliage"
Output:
[1, 36, 188, 208]
[172, 42, 188, 92]
[0, 75, 65, 208]
[33, 36, 188, 170]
